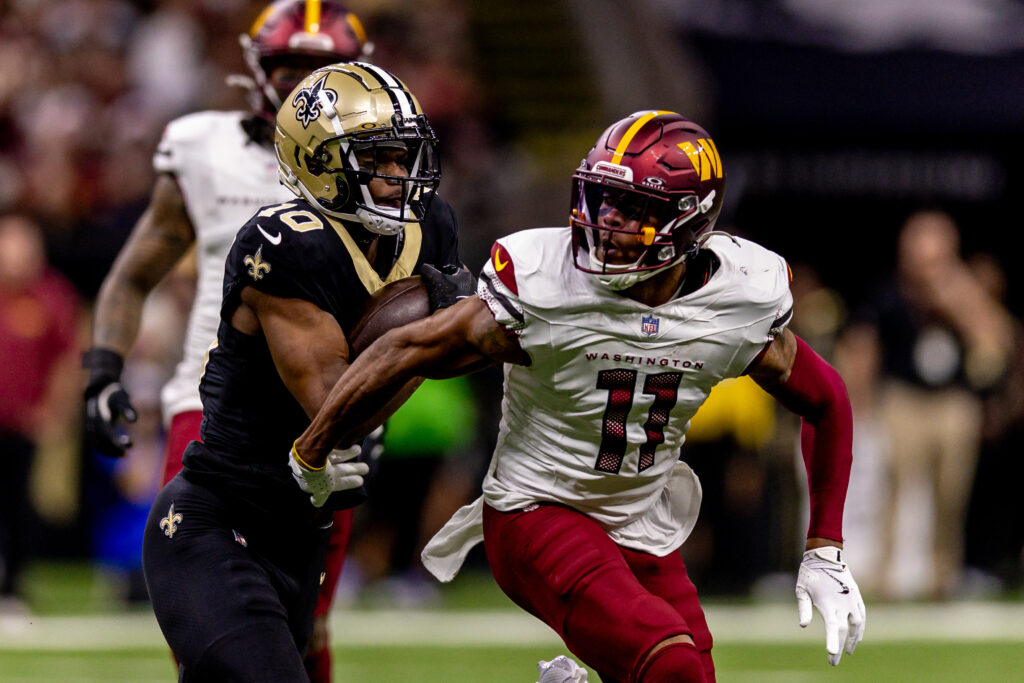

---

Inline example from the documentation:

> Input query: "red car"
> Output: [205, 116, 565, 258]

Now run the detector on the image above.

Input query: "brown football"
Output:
[348, 275, 431, 357]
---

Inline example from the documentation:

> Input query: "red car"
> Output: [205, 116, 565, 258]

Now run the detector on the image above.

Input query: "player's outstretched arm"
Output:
[295, 295, 526, 469]
[748, 328, 852, 543]
[84, 174, 195, 457]
[748, 328, 865, 666]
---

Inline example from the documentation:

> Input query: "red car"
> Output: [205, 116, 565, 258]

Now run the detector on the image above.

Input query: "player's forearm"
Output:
[776, 336, 853, 542]
[296, 299, 500, 468]
[296, 322, 451, 467]
[91, 176, 194, 353]
[92, 244, 188, 352]
[91, 272, 151, 355]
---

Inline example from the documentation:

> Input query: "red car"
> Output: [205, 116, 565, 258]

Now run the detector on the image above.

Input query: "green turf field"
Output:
[2, 641, 1024, 682]
[3, 563, 1023, 682]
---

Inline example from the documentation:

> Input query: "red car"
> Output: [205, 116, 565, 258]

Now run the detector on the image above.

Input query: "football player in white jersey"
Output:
[291, 111, 867, 682]
[82, 2, 368, 680]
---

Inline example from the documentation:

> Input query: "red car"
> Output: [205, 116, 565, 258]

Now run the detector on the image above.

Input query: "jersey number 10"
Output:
[595, 370, 682, 474]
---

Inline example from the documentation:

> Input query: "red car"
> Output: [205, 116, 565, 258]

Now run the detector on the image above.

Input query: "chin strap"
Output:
[355, 206, 406, 236]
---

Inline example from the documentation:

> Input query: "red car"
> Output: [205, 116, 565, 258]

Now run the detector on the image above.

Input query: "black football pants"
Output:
[142, 473, 331, 682]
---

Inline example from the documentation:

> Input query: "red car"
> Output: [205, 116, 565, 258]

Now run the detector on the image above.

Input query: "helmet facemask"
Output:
[571, 173, 710, 290]
[285, 113, 441, 235]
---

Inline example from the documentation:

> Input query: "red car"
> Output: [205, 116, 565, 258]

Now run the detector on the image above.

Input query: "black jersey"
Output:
[182, 195, 461, 525]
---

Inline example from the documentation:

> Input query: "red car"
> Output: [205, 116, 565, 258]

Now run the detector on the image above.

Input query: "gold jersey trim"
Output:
[326, 216, 422, 294]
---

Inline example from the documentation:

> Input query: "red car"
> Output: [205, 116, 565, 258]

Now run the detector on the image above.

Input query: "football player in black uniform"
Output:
[141, 62, 470, 681]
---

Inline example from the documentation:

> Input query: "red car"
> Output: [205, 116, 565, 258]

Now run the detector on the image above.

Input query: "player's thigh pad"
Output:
[621, 546, 714, 657]
[143, 475, 315, 681]
[483, 504, 693, 680]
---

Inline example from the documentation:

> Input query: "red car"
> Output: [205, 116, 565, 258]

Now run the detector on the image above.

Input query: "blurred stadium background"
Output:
[1, 0, 1023, 680]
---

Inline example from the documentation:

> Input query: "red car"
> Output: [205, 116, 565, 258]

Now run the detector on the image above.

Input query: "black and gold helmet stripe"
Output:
[338, 62, 420, 119]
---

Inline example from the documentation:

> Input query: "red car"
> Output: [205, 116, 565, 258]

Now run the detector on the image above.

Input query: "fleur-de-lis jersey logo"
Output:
[160, 503, 183, 538]
[244, 245, 271, 281]
[292, 74, 338, 129]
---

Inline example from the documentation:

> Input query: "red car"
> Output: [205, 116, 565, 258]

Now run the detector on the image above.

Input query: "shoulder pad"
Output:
[228, 202, 331, 287]
[154, 111, 246, 173]
[487, 240, 518, 295]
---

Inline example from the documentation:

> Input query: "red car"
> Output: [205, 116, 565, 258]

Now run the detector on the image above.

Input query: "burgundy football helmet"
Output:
[241, 0, 370, 120]
[571, 110, 727, 290]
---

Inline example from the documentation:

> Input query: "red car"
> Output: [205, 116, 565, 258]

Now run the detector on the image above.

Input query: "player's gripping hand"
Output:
[82, 348, 138, 458]
[537, 655, 588, 683]
[288, 444, 370, 508]
[421, 263, 474, 312]
[796, 546, 866, 666]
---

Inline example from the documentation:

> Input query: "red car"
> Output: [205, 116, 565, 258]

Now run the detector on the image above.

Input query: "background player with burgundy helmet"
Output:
[291, 110, 867, 682]
[82, 2, 369, 680]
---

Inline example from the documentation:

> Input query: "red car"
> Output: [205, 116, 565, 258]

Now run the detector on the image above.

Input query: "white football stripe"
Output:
[3, 603, 1024, 650]
[355, 62, 416, 118]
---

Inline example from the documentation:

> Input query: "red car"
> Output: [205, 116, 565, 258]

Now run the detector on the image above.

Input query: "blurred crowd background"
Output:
[2, 0, 1023, 612]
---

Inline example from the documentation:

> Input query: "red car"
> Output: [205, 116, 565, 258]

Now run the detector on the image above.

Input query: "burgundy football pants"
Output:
[482, 502, 714, 683]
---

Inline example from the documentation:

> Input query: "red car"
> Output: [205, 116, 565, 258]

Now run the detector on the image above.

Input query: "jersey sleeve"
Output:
[220, 210, 335, 320]
[732, 250, 795, 377]
[152, 114, 200, 175]
[477, 239, 526, 334]
[767, 263, 794, 339]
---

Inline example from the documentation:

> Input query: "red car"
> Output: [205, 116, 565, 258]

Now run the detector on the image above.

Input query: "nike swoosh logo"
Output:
[494, 247, 508, 272]
[821, 568, 850, 594]
[257, 224, 282, 245]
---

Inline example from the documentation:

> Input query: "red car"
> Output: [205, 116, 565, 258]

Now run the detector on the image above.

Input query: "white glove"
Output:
[537, 655, 588, 683]
[796, 546, 866, 666]
[288, 445, 369, 508]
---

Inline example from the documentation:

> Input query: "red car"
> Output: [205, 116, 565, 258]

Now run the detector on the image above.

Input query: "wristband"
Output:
[291, 443, 325, 471]
[82, 348, 125, 397]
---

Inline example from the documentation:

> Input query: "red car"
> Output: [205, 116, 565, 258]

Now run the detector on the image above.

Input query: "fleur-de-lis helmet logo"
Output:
[292, 74, 338, 129]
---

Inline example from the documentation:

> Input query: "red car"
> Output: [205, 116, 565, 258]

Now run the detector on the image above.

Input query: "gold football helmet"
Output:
[275, 62, 440, 235]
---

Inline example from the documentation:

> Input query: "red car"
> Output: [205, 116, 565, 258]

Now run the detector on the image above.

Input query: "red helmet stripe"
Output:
[611, 110, 673, 164]
[305, 0, 321, 33]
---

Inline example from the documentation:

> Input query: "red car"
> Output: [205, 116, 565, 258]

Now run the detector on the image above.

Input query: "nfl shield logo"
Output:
[641, 315, 660, 336]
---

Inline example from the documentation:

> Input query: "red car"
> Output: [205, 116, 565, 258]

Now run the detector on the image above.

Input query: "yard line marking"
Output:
[2, 603, 1024, 651]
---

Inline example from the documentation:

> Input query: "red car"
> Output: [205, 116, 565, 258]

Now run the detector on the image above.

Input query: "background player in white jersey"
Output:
[290, 111, 867, 682]
[82, 2, 368, 680]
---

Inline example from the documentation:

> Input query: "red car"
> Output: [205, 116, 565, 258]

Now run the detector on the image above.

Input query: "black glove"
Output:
[82, 348, 137, 458]
[420, 263, 475, 312]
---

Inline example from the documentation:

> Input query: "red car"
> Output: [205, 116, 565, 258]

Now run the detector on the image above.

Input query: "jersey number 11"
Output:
[595, 370, 682, 474]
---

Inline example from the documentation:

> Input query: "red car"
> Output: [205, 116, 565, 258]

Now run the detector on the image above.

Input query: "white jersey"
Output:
[155, 111, 293, 424]
[422, 228, 792, 581]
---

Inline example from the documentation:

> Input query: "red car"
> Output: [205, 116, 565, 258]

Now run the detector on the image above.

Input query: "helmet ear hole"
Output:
[333, 177, 350, 207]
[305, 153, 323, 175]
